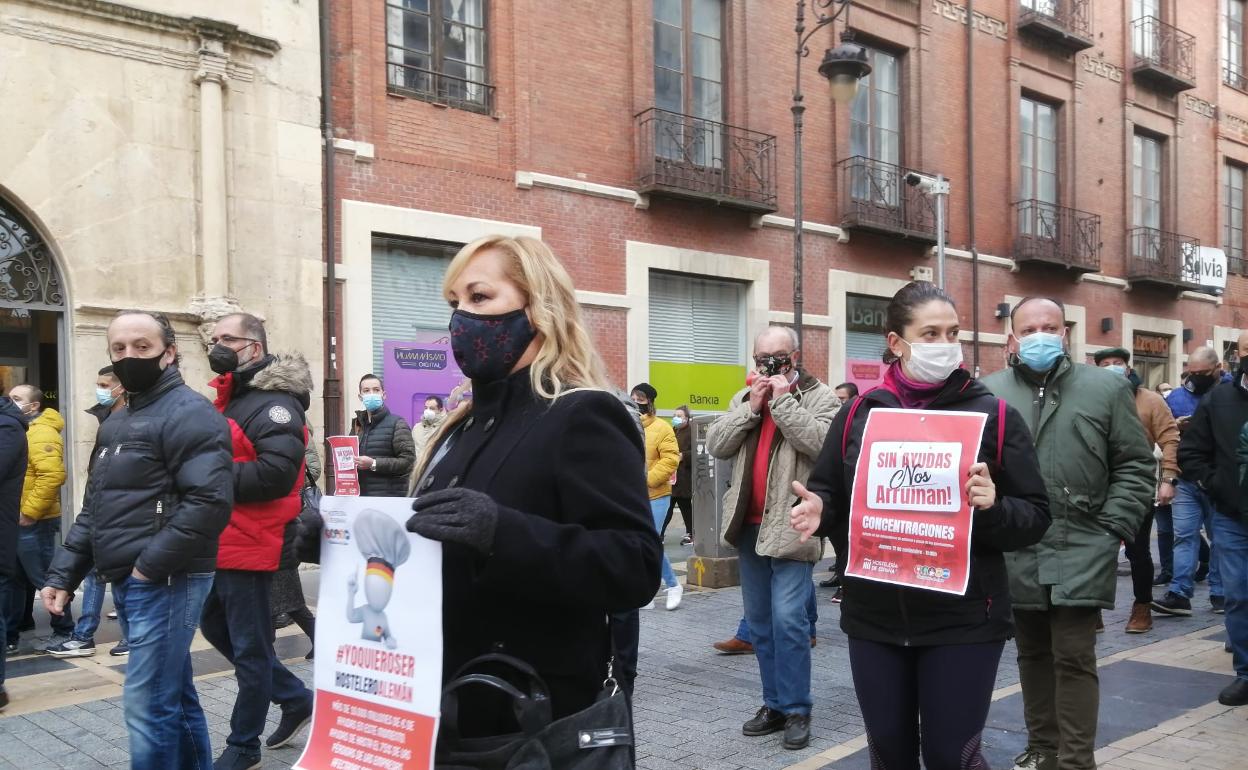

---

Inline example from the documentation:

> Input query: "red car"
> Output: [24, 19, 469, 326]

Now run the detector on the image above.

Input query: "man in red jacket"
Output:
[203, 313, 314, 770]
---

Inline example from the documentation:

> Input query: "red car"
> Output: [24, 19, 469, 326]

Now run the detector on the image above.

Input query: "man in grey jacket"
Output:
[706, 326, 839, 751]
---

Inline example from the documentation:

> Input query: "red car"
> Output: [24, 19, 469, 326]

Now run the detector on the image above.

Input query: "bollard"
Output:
[687, 415, 740, 588]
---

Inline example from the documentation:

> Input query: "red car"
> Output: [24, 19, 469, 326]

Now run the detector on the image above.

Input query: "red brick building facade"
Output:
[326, 0, 1248, 426]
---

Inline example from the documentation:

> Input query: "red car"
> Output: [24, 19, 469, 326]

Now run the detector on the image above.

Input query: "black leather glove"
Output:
[407, 487, 499, 555]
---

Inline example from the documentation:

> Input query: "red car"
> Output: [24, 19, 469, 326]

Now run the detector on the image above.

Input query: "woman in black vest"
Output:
[350, 374, 415, 496]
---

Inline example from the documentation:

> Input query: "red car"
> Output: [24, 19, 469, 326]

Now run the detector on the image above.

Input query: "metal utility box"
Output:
[687, 414, 740, 588]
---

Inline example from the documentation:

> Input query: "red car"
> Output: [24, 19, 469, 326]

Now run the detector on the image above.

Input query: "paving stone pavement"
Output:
[0, 543, 1243, 770]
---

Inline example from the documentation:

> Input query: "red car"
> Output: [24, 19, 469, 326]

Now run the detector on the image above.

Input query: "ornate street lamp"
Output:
[792, 0, 870, 353]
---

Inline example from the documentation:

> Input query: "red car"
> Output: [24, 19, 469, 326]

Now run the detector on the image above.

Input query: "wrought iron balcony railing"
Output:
[386, 62, 495, 114]
[635, 108, 778, 213]
[1227, 65, 1248, 92]
[1126, 226, 1200, 288]
[1131, 16, 1196, 92]
[1230, 254, 1248, 277]
[836, 156, 940, 242]
[1013, 200, 1101, 273]
[1017, 0, 1094, 51]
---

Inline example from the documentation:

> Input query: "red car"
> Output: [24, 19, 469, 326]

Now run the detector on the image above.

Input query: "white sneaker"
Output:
[640, 600, 656, 610]
[665, 583, 683, 610]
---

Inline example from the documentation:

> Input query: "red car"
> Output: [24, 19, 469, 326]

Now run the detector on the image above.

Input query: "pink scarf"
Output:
[880, 361, 947, 410]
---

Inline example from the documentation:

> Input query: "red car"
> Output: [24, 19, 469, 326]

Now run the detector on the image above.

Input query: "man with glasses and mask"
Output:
[1153, 347, 1227, 617]
[202, 312, 315, 770]
[1178, 330, 1248, 706]
[983, 298, 1154, 770]
[705, 326, 839, 751]
[43, 310, 233, 770]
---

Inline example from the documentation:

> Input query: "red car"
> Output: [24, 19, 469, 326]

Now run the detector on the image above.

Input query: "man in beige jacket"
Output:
[1093, 347, 1180, 634]
[706, 326, 839, 751]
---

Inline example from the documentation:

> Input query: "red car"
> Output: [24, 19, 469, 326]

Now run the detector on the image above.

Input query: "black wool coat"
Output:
[672, 423, 692, 499]
[807, 371, 1051, 647]
[0, 397, 29, 578]
[415, 368, 661, 726]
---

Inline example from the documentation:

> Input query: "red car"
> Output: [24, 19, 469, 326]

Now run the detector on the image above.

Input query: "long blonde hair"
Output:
[409, 235, 608, 487]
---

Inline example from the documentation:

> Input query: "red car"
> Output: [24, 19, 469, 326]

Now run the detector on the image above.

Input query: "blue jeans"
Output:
[8, 519, 74, 637]
[1171, 481, 1223, 599]
[1210, 511, 1248, 681]
[650, 497, 678, 588]
[72, 571, 128, 644]
[735, 580, 818, 641]
[114, 572, 215, 770]
[200, 570, 313, 754]
[738, 525, 814, 715]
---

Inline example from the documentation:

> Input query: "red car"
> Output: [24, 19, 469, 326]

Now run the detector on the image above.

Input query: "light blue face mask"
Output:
[1105, 364, 1128, 377]
[1017, 332, 1065, 372]
[671, 416, 684, 428]
[95, 387, 119, 408]
[361, 393, 384, 412]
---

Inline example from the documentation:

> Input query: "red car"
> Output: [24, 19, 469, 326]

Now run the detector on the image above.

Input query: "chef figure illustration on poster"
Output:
[346, 509, 412, 650]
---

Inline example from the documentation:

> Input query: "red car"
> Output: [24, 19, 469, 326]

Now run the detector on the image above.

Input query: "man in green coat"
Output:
[983, 298, 1154, 770]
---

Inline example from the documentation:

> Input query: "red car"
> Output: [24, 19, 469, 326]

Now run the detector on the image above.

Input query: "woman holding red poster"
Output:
[790, 282, 1050, 770]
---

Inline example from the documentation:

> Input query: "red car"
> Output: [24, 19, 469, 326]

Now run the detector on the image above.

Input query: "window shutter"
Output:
[371, 237, 458, 373]
[649, 272, 744, 366]
[846, 330, 884, 362]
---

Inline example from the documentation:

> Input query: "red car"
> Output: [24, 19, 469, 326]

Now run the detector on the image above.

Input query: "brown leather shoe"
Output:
[1125, 602, 1152, 634]
[713, 637, 754, 655]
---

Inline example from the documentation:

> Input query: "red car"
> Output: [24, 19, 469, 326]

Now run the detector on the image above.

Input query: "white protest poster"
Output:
[295, 497, 442, 770]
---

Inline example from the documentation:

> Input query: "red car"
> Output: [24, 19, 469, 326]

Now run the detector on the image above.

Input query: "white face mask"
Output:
[902, 340, 963, 384]
[422, 408, 438, 422]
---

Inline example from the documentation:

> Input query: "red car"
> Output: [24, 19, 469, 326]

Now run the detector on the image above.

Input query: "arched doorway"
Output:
[0, 196, 67, 414]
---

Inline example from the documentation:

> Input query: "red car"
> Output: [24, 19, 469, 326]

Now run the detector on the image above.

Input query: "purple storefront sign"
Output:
[382, 335, 469, 427]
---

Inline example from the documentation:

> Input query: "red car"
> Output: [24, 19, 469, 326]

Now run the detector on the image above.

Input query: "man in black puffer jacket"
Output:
[0, 391, 30, 709]
[350, 374, 415, 496]
[1179, 329, 1248, 708]
[43, 311, 233, 769]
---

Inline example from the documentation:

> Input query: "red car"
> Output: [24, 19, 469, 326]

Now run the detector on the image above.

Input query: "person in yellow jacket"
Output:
[630, 382, 682, 610]
[6, 384, 73, 648]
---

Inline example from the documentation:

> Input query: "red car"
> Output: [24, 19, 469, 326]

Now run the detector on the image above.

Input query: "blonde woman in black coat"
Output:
[405, 235, 662, 739]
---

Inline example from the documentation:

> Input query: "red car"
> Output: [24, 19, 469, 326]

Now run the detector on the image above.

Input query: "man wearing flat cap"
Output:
[1093, 347, 1179, 633]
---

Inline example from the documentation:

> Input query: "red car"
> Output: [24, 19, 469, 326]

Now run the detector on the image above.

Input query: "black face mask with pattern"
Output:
[449, 308, 537, 384]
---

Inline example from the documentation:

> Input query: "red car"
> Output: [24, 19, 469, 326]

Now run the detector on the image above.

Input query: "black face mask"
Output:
[756, 355, 793, 378]
[113, 352, 167, 394]
[449, 308, 537, 384]
[1186, 373, 1217, 395]
[632, 400, 654, 416]
[208, 344, 240, 375]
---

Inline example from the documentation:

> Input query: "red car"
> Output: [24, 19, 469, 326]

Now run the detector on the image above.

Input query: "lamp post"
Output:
[792, 0, 870, 353]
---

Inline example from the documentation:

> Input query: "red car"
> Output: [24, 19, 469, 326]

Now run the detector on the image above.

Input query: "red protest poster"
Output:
[846, 408, 988, 595]
[328, 435, 361, 496]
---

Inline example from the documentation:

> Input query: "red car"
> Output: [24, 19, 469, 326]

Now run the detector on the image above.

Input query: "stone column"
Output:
[195, 35, 230, 299]
[190, 31, 241, 342]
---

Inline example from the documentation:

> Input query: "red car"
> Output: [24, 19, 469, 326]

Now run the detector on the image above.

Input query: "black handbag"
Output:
[435, 654, 635, 770]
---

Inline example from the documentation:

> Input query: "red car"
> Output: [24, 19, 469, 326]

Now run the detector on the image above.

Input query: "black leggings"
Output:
[661, 496, 693, 537]
[848, 637, 1003, 770]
